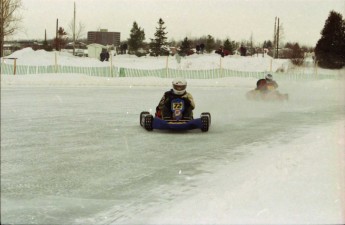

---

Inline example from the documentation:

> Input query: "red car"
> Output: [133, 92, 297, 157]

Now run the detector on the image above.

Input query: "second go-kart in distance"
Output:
[246, 74, 288, 101]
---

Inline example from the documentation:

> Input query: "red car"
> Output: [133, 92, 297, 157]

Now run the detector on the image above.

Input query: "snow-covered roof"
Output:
[87, 43, 106, 48]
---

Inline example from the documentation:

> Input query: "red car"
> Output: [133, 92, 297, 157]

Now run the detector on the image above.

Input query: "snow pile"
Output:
[3, 48, 344, 76]
[2, 48, 106, 67]
[111, 53, 287, 72]
[2, 47, 288, 71]
[145, 121, 345, 224]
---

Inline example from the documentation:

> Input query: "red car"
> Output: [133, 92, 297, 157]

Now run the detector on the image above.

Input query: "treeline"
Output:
[22, 11, 345, 69]
[120, 18, 313, 66]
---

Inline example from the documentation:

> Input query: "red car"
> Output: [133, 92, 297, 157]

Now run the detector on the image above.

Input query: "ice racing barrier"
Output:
[0, 63, 342, 80]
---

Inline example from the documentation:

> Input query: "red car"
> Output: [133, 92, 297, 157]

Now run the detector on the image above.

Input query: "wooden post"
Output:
[13, 58, 16, 75]
[55, 52, 58, 73]
[3, 58, 18, 75]
[220, 56, 223, 77]
[166, 55, 169, 78]
[270, 59, 273, 72]
[315, 60, 318, 78]
[110, 51, 113, 77]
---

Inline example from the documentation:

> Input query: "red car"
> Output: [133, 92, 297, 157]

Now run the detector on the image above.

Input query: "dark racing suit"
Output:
[256, 79, 278, 92]
[156, 89, 195, 120]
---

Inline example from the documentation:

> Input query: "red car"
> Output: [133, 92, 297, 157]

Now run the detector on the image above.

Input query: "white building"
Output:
[87, 43, 107, 59]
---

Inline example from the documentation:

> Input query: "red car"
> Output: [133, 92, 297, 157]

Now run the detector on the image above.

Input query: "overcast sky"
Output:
[11, 0, 345, 46]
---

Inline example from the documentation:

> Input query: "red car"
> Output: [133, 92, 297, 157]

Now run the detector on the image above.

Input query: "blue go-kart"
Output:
[140, 98, 211, 132]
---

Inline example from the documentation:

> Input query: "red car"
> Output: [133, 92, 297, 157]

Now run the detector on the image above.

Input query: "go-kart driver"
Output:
[256, 74, 278, 92]
[156, 77, 195, 120]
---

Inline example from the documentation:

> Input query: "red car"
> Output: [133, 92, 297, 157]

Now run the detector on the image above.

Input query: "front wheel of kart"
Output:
[140, 111, 150, 126]
[201, 112, 211, 125]
[144, 114, 153, 131]
[201, 114, 210, 132]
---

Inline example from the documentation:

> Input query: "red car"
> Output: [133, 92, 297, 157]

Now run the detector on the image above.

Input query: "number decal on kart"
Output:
[172, 102, 183, 110]
[171, 99, 185, 120]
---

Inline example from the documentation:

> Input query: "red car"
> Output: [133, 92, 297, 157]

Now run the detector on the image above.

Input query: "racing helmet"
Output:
[172, 77, 187, 95]
[265, 74, 273, 81]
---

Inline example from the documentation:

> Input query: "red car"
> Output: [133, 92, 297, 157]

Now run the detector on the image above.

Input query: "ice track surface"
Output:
[1, 79, 345, 224]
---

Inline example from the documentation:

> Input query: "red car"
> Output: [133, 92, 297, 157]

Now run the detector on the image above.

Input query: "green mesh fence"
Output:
[1, 64, 14, 74]
[28, 65, 37, 74]
[1, 63, 342, 80]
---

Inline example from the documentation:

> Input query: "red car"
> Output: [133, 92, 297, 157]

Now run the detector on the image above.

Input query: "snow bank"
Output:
[2, 47, 287, 72]
[2, 48, 106, 67]
[144, 121, 345, 224]
[3, 48, 344, 76]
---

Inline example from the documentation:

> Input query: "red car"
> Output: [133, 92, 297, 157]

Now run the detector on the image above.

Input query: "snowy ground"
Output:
[1, 49, 345, 224]
[3, 47, 341, 75]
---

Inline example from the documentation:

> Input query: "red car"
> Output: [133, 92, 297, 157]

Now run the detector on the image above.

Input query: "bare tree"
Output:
[68, 20, 86, 42]
[67, 2, 86, 55]
[0, 0, 23, 57]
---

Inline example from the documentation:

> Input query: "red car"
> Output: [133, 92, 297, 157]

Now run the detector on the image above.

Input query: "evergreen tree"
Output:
[284, 42, 295, 49]
[290, 43, 305, 66]
[315, 11, 345, 69]
[127, 21, 145, 54]
[150, 18, 169, 56]
[223, 38, 236, 54]
[263, 40, 273, 49]
[54, 27, 67, 51]
[205, 35, 215, 53]
[179, 37, 192, 56]
[119, 42, 128, 54]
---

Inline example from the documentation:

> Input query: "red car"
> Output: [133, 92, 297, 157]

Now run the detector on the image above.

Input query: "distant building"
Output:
[87, 29, 120, 46]
[87, 43, 107, 60]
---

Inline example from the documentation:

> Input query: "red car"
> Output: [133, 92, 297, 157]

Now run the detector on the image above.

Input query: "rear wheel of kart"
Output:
[144, 114, 153, 131]
[201, 114, 210, 132]
[201, 112, 211, 125]
[140, 111, 150, 126]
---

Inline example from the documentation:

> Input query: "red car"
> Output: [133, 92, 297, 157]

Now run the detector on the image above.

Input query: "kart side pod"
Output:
[140, 111, 211, 132]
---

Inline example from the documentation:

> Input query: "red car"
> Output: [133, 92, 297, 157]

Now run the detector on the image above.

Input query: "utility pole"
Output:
[55, 19, 58, 50]
[273, 17, 277, 58]
[73, 2, 76, 56]
[276, 18, 280, 59]
[44, 29, 47, 49]
[250, 32, 253, 56]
